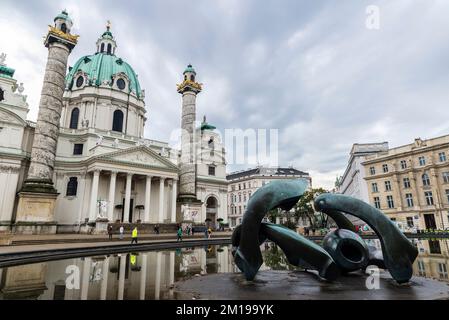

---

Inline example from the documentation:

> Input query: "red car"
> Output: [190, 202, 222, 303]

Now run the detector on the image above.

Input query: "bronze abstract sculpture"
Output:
[231, 179, 418, 284]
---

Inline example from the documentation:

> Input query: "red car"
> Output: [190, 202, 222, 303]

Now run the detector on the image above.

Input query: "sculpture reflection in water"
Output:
[231, 179, 418, 284]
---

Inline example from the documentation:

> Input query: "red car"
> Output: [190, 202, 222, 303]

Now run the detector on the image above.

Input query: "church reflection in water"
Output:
[1, 240, 448, 300]
[0, 245, 237, 300]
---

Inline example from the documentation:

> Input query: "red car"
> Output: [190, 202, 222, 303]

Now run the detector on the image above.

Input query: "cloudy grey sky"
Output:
[1, 0, 449, 189]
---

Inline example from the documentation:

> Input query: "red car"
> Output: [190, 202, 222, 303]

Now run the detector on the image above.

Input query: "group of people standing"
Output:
[107, 224, 138, 244]
[107, 223, 215, 244]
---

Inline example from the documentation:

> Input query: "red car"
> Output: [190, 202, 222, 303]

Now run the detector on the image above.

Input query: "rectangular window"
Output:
[439, 152, 447, 162]
[382, 164, 389, 173]
[385, 181, 392, 191]
[373, 197, 381, 209]
[405, 193, 414, 207]
[403, 177, 411, 188]
[370, 167, 376, 175]
[400, 160, 407, 169]
[371, 183, 378, 193]
[446, 189, 449, 203]
[419, 156, 426, 166]
[73, 144, 84, 155]
[438, 263, 448, 280]
[406, 217, 414, 228]
[424, 191, 434, 205]
[208, 166, 216, 176]
[429, 240, 441, 254]
[443, 172, 449, 184]
[387, 195, 394, 208]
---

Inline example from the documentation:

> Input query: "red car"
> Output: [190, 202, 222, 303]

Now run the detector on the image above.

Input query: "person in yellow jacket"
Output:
[131, 227, 138, 244]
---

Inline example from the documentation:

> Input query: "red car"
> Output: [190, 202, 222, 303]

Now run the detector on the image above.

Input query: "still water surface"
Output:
[0, 238, 447, 300]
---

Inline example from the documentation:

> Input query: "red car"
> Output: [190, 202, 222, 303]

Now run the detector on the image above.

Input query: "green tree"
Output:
[293, 188, 330, 229]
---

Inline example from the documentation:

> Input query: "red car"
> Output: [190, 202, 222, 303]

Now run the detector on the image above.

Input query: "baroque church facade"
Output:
[0, 11, 227, 234]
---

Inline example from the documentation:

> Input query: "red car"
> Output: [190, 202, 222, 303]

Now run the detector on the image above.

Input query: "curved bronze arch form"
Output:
[314, 193, 418, 283]
[232, 222, 340, 281]
[233, 179, 309, 281]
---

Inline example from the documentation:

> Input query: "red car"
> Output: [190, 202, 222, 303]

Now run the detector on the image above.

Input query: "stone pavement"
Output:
[174, 270, 449, 300]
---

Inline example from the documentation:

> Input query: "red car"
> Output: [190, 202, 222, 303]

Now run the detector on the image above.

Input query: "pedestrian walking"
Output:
[131, 226, 138, 244]
[119, 225, 124, 240]
[108, 225, 113, 240]
[177, 226, 183, 242]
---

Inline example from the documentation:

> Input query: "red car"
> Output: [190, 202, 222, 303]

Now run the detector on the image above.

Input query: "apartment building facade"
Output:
[363, 136, 449, 231]
[226, 167, 311, 228]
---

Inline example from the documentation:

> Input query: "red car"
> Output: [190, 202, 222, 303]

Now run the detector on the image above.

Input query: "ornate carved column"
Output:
[15, 11, 78, 234]
[176, 65, 203, 222]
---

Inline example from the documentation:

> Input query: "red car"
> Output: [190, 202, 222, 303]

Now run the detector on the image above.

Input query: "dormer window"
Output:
[76, 76, 84, 88]
[117, 78, 126, 90]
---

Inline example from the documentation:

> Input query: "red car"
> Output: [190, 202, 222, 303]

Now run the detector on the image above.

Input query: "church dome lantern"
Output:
[183, 64, 196, 82]
[54, 10, 73, 34]
[96, 21, 117, 55]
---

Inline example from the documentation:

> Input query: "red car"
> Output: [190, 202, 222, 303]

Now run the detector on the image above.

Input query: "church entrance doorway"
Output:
[206, 196, 218, 230]
[121, 198, 134, 223]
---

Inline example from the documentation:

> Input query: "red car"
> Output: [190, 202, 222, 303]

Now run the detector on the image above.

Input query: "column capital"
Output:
[110, 170, 119, 176]
[146, 175, 153, 180]
[160, 176, 166, 182]
[92, 169, 101, 176]
[127, 173, 134, 178]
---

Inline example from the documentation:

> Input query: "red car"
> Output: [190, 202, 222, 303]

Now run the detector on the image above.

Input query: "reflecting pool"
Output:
[0, 238, 448, 300]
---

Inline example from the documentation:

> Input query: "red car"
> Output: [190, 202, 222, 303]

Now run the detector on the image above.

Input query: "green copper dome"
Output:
[183, 64, 196, 75]
[54, 10, 72, 23]
[66, 53, 142, 98]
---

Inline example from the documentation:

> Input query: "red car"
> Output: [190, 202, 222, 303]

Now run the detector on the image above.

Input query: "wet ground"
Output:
[174, 269, 449, 300]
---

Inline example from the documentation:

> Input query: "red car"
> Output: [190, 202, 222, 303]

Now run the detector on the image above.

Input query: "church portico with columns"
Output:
[0, 12, 228, 234]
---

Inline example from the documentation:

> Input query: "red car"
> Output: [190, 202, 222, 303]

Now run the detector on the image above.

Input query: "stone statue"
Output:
[0, 53, 6, 66]
[232, 179, 418, 284]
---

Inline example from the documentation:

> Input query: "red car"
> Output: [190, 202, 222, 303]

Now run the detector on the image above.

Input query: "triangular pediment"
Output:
[96, 146, 178, 171]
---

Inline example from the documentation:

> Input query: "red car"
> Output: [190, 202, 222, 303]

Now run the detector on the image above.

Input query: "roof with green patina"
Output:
[0, 65, 15, 79]
[54, 10, 72, 23]
[184, 64, 196, 75]
[66, 52, 142, 98]
[201, 121, 216, 131]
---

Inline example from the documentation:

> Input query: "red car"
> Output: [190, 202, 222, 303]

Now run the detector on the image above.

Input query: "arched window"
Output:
[107, 43, 112, 55]
[0, 87, 4, 102]
[422, 173, 431, 186]
[69, 108, 79, 129]
[100, 43, 105, 53]
[61, 23, 67, 33]
[66, 177, 78, 196]
[190, 75, 195, 82]
[112, 109, 124, 132]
